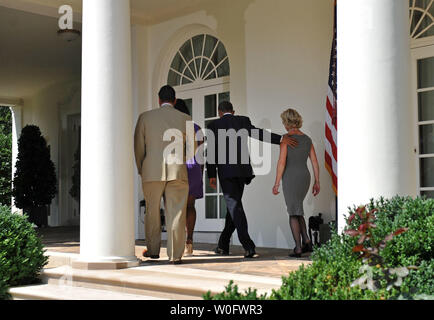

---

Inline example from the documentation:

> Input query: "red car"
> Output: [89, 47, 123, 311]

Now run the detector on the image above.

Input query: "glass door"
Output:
[413, 46, 434, 198]
[177, 83, 230, 231]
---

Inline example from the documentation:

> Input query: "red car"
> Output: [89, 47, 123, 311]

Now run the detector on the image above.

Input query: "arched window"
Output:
[410, 0, 434, 39]
[167, 34, 230, 87]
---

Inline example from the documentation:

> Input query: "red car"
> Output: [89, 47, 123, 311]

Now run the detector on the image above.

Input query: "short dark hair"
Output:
[174, 99, 191, 116]
[218, 101, 233, 113]
[159, 85, 176, 103]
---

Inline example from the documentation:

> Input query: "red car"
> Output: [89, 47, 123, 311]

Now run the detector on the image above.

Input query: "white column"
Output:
[10, 105, 22, 214]
[78, 0, 137, 268]
[338, 0, 416, 230]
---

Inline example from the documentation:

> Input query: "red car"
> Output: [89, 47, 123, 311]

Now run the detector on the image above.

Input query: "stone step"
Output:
[40, 264, 282, 300]
[9, 284, 164, 300]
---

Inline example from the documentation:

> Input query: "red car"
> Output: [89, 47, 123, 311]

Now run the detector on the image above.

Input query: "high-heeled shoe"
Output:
[289, 248, 302, 258]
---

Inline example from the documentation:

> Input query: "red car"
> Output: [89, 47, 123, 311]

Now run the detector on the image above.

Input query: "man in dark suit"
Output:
[206, 101, 297, 258]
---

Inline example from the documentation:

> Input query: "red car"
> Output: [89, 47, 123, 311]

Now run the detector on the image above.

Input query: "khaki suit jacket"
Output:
[134, 105, 193, 183]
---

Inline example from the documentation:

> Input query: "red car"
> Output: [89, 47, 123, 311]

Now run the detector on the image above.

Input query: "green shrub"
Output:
[204, 281, 267, 300]
[0, 206, 48, 287]
[270, 234, 388, 300]
[205, 196, 434, 300]
[0, 278, 10, 300]
[0, 107, 12, 207]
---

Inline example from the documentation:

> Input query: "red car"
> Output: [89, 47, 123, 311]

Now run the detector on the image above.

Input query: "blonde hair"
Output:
[281, 108, 303, 129]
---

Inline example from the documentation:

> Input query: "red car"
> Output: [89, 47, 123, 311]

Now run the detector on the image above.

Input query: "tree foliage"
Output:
[0, 107, 12, 207]
[12, 125, 57, 209]
[69, 141, 80, 203]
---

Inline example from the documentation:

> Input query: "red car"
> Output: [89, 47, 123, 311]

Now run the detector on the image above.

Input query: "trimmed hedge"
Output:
[205, 196, 434, 300]
[0, 206, 48, 292]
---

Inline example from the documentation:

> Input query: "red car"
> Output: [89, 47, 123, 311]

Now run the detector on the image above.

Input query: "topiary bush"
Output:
[205, 196, 434, 300]
[0, 205, 48, 288]
[12, 125, 57, 227]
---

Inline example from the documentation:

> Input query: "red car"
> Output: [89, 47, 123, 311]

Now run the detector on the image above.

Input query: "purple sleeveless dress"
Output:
[187, 124, 204, 199]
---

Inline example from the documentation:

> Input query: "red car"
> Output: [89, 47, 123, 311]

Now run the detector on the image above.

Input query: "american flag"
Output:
[325, 1, 337, 195]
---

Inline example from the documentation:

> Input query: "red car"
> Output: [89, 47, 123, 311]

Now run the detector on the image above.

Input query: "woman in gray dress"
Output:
[272, 108, 320, 257]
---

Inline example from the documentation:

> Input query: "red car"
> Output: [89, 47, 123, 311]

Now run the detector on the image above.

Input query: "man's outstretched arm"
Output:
[245, 117, 297, 148]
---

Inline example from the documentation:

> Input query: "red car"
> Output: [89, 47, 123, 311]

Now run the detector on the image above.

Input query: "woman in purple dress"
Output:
[174, 99, 204, 256]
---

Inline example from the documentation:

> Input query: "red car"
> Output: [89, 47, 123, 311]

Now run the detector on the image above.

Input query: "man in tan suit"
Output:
[134, 85, 193, 264]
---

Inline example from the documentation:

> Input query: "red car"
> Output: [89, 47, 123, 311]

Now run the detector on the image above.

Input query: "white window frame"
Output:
[411, 45, 434, 197]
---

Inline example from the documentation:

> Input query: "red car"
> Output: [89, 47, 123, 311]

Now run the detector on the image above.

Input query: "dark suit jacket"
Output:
[206, 114, 282, 184]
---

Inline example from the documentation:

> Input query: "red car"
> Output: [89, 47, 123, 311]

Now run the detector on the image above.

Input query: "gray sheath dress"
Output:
[282, 134, 312, 216]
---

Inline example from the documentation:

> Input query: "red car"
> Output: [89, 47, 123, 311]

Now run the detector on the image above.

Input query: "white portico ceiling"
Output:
[0, 0, 215, 101]
[0, 0, 216, 24]
[0, 6, 81, 100]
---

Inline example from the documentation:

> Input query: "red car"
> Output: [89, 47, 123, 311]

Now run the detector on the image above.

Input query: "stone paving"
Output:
[38, 227, 312, 279]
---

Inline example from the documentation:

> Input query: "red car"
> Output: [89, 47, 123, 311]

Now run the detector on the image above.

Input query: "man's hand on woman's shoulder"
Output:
[281, 134, 298, 149]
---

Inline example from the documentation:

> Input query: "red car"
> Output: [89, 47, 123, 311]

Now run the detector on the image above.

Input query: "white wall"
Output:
[243, 0, 335, 248]
[136, 0, 336, 249]
[22, 79, 80, 227]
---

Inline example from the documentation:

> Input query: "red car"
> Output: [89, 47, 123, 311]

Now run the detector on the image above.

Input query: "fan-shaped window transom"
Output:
[167, 34, 230, 87]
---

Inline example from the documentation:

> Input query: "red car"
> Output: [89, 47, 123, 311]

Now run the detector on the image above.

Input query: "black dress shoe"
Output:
[142, 249, 160, 259]
[214, 247, 229, 255]
[244, 249, 257, 258]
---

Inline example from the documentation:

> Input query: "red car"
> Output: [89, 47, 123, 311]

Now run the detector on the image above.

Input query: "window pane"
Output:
[211, 42, 227, 66]
[205, 196, 218, 219]
[419, 124, 434, 154]
[184, 67, 194, 82]
[203, 62, 216, 80]
[205, 71, 217, 81]
[184, 98, 193, 117]
[219, 195, 227, 219]
[217, 59, 230, 77]
[179, 40, 193, 64]
[195, 58, 202, 70]
[182, 77, 193, 85]
[204, 35, 218, 58]
[418, 57, 434, 89]
[170, 52, 186, 72]
[188, 61, 198, 79]
[418, 90, 434, 121]
[205, 173, 215, 193]
[421, 190, 434, 199]
[420, 157, 434, 187]
[192, 34, 205, 57]
[219, 92, 230, 104]
[167, 70, 180, 87]
[205, 94, 217, 118]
